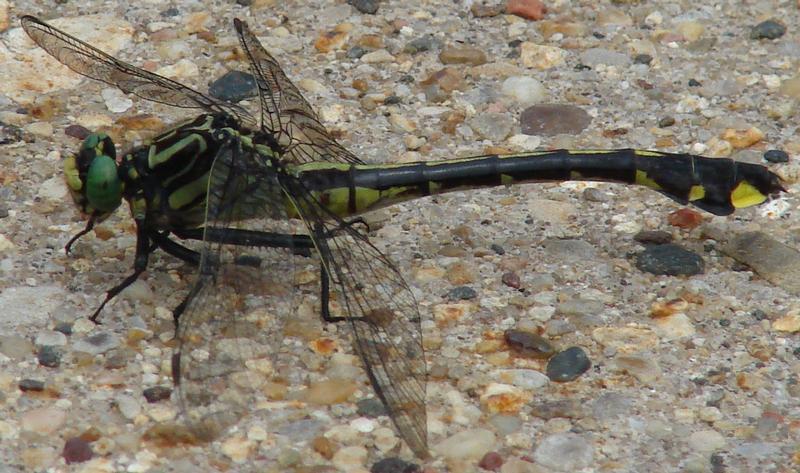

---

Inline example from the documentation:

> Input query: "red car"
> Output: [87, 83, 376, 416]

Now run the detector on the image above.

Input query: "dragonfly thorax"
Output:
[64, 133, 123, 222]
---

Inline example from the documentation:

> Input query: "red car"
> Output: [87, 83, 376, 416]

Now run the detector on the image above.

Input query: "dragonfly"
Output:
[22, 15, 785, 460]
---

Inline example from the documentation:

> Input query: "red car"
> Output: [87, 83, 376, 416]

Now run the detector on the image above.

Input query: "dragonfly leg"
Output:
[89, 223, 152, 323]
[315, 216, 371, 321]
[65, 218, 96, 255]
[324, 216, 370, 238]
[317, 266, 347, 323]
[171, 277, 205, 328]
[312, 225, 347, 323]
[152, 232, 201, 265]
[173, 227, 314, 257]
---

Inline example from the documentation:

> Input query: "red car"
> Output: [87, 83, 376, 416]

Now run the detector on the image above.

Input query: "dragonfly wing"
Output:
[285, 181, 429, 458]
[173, 139, 295, 439]
[233, 18, 363, 165]
[21, 15, 256, 128]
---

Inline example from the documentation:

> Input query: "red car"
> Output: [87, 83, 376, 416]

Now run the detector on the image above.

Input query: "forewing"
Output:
[21, 15, 256, 128]
[285, 181, 428, 458]
[233, 18, 363, 165]
[173, 139, 293, 439]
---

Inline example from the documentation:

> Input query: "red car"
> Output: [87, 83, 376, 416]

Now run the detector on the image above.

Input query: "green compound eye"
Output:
[70, 133, 122, 215]
[85, 154, 122, 213]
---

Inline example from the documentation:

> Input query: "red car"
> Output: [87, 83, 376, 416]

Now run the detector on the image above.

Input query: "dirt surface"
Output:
[1, 1, 799, 472]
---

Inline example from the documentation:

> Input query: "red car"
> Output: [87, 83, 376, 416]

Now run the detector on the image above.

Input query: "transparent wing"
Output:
[21, 15, 256, 128]
[233, 18, 363, 165]
[173, 138, 294, 439]
[285, 179, 428, 458]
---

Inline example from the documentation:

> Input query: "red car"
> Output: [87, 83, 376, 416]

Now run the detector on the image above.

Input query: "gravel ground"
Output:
[1, 1, 799, 472]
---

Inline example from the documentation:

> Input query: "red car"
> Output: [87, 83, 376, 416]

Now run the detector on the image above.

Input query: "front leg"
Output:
[88, 222, 153, 323]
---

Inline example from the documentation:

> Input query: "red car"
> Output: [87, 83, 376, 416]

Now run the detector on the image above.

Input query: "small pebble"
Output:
[764, 149, 789, 163]
[53, 322, 73, 336]
[530, 399, 584, 419]
[750, 20, 786, 40]
[506, 0, 547, 21]
[0, 335, 33, 360]
[349, 0, 380, 14]
[545, 319, 575, 337]
[611, 355, 661, 384]
[25, 121, 53, 137]
[468, 112, 514, 142]
[447, 286, 477, 301]
[439, 44, 487, 66]
[591, 392, 633, 420]
[723, 232, 800, 295]
[116, 394, 141, 420]
[504, 330, 555, 359]
[302, 379, 357, 404]
[520, 104, 591, 136]
[277, 448, 302, 467]
[100, 88, 133, 113]
[488, 414, 522, 435]
[501, 271, 521, 289]
[773, 312, 800, 333]
[142, 386, 172, 403]
[556, 298, 603, 318]
[104, 349, 132, 370]
[72, 332, 120, 355]
[471, 2, 504, 18]
[19, 379, 45, 392]
[346, 46, 368, 59]
[652, 313, 696, 339]
[658, 116, 676, 127]
[35, 331, 67, 347]
[582, 187, 609, 203]
[361, 49, 395, 63]
[63, 437, 93, 464]
[579, 48, 630, 67]
[688, 429, 726, 452]
[634, 230, 672, 245]
[498, 368, 549, 389]
[533, 432, 593, 470]
[501, 76, 546, 106]
[404, 35, 439, 54]
[433, 429, 495, 461]
[546, 347, 591, 382]
[667, 208, 703, 229]
[21, 407, 66, 434]
[356, 398, 387, 417]
[332, 445, 368, 471]
[635, 244, 705, 276]
[478, 451, 504, 470]
[37, 346, 61, 368]
[208, 70, 256, 103]
[221, 436, 253, 463]
[520, 43, 564, 69]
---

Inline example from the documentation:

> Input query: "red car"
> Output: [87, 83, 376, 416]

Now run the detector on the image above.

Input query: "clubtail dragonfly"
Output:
[22, 15, 784, 460]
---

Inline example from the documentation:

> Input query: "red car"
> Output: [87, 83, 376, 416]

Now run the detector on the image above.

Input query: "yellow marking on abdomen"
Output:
[688, 185, 705, 201]
[635, 170, 662, 190]
[731, 181, 767, 208]
[633, 150, 666, 157]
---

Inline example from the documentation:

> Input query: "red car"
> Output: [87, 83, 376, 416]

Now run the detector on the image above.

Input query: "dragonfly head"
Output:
[64, 133, 122, 222]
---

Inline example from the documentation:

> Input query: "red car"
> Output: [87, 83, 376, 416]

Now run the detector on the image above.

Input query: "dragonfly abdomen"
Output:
[297, 148, 783, 217]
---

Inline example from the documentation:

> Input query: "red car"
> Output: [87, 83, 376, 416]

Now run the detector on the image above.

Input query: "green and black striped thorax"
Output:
[80, 113, 285, 231]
